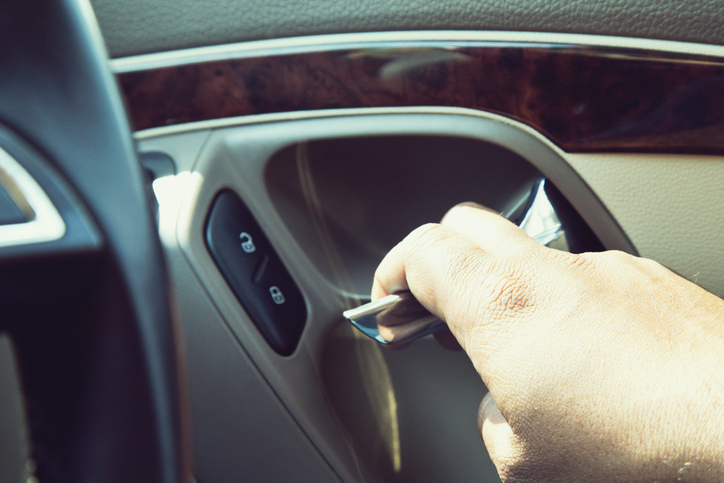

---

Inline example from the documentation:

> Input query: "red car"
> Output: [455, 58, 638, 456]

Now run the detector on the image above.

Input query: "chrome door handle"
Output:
[343, 291, 444, 345]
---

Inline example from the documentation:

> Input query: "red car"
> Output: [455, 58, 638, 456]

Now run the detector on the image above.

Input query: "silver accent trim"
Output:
[132, 105, 575, 143]
[0, 147, 65, 248]
[111, 30, 724, 73]
[343, 292, 444, 345]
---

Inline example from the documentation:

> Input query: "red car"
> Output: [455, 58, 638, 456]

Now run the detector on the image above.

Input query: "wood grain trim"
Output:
[118, 42, 724, 154]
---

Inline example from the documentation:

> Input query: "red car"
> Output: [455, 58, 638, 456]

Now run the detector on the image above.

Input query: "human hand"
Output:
[371, 203, 724, 482]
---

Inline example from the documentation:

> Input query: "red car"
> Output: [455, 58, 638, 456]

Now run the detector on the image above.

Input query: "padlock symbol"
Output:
[239, 232, 256, 253]
[269, 286, 286, 305]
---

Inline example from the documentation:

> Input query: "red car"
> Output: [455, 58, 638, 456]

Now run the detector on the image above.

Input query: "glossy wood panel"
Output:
[119, 42, 724, 153]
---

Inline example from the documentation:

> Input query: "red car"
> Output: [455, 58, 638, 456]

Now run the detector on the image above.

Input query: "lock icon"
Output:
[239, 232, 256, 253]
[269, 286, 285, 305]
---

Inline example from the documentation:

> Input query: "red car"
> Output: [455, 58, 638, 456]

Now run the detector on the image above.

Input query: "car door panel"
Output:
[135, 109, 638, 482]
[3, 2, 724, 481]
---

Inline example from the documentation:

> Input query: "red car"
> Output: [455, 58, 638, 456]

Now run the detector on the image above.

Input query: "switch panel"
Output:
[205, 190, 306, 355]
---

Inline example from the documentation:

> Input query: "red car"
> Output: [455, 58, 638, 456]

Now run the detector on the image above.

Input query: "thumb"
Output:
[478, 392, 518, 476]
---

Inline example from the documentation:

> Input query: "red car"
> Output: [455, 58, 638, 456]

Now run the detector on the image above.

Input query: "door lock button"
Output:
[269, 286, 285, 305]
[239, 231, 256, 253]
[205, 190, 306, 355]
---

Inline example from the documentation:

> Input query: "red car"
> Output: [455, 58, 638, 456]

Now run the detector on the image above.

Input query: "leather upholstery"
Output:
[91, 0, 724, 58]
[566, 153, 724, 298]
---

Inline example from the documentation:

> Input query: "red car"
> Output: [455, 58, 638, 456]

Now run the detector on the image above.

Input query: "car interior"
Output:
[1, 1, 724, 482]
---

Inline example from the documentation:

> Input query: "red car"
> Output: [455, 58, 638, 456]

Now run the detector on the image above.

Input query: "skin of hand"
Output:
[371, 203, 724, 483]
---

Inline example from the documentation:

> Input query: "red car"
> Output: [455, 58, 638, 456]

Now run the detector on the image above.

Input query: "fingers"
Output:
[372, 203, 536, 302]
[372, 203, 543, 342]
[371, 222, 487, 327]
[371, 202, 534, 302]
[440, 202, 539, 256]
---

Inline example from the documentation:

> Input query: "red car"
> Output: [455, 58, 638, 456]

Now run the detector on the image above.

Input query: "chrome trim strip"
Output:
[111, 30, 724, 73]
[0, 146, 65, 248]
[132, 105, 571, 143]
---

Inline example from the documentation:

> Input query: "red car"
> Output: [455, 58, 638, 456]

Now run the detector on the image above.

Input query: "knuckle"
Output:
[409, 222, 444, 242]
[441, 248, 487, 322]
[410, 222, 443, 238]
[564, 252, 596, 272]
[478, 258, 536, 320]
[448, 201, 500, 216]
[404, 223, 446, 259]
[634, 255, 668, 273]
[486, 278, 531, 317]
[446, 247, 484, 284]
[548, 249, 597, 272]
[405, 223, 455, 262]
[597, 249, 639, 267]
[598, 250, 669, 280]
[405, 223, 451, 258]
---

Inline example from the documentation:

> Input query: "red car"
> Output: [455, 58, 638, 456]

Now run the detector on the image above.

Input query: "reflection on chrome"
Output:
[345, 178, 569, 345]
[518, 178, 569, 251]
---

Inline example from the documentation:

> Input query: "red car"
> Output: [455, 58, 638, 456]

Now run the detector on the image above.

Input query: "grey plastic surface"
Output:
[139, 111, 633, 483]
[165, 242, 341, 483]
[0, 335, 28, 483]
[381, 339, 498, 482]
[266, 135, 541, 295]
[565, 153, 724, 297]
[323, 328, 499, 483]
[141, 132, 345, 483]
[91, 0, 724, 58]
